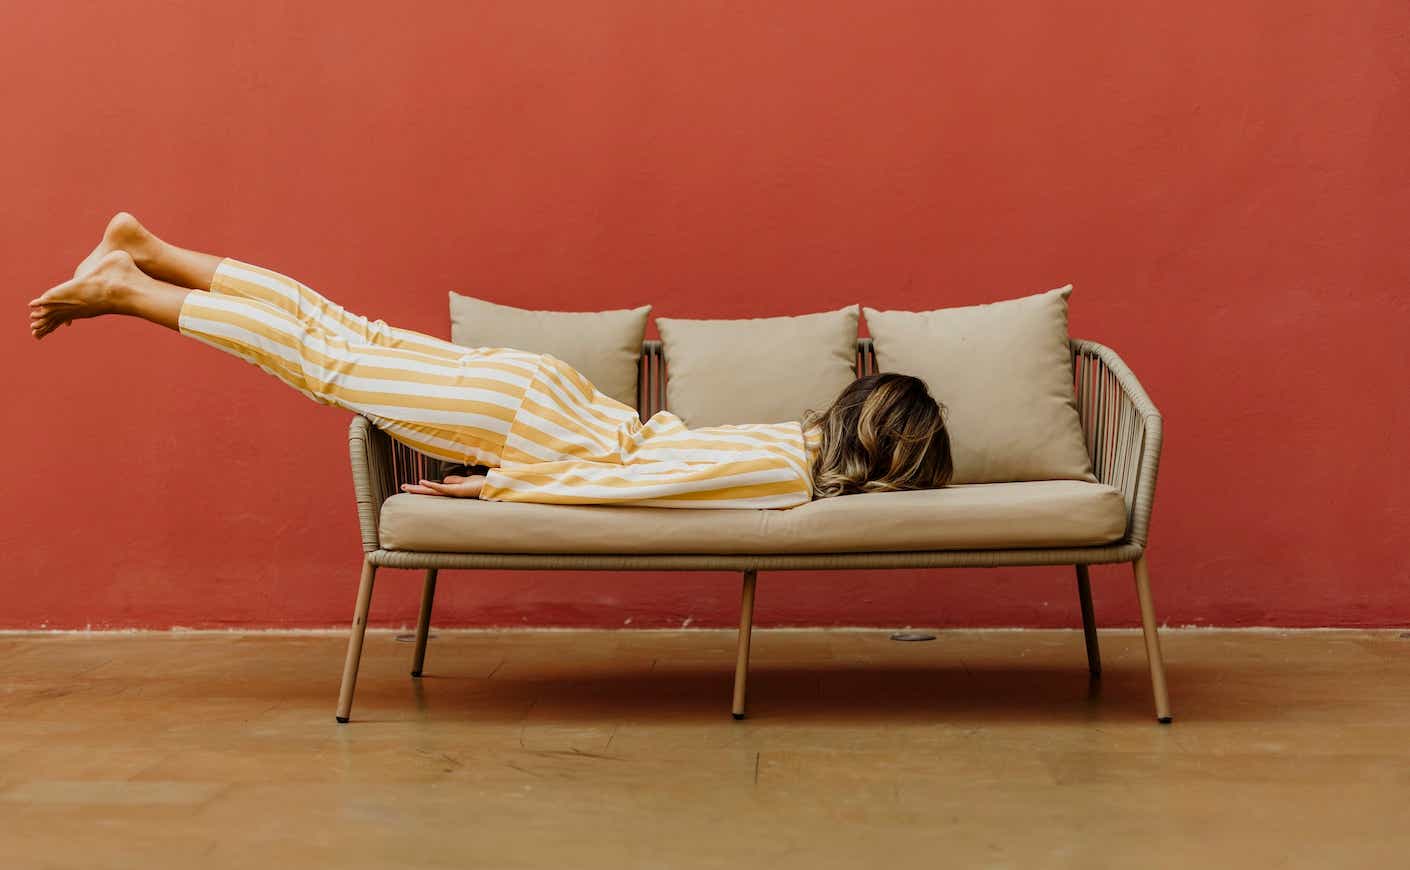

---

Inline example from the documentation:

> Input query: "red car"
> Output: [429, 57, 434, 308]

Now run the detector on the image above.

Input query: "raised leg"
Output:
[49, 212, 474, 359]
[335, 558, 379, 724]
[72, 212, 223, 290]
[1131, 556, 1172, 723]
[731, 570, 758, 720]
[1075, 564, 1101, 676]
[410, 569, 439, 677]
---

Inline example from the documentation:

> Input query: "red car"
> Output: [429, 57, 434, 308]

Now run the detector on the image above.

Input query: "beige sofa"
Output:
[333, 335, 1169, 726]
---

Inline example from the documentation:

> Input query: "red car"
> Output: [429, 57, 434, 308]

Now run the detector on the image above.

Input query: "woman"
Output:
[28, 214, 953, 508]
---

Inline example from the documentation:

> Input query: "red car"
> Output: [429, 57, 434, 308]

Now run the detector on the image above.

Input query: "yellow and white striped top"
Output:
[482, 352, 825, 509]
[176, 258, 824, 510]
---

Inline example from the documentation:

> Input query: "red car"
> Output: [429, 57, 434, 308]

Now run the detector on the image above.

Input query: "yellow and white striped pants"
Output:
[178, 259, 818, 508]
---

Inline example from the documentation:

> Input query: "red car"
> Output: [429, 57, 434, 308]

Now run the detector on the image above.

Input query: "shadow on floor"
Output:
[357, 663, 1195, 726]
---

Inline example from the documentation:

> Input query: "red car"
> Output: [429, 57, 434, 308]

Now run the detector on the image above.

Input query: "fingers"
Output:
[399, 476, 486, 498]
[400, 479, 465, 497]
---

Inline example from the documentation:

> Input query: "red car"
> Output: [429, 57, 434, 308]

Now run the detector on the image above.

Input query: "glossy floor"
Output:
[1, 628, 1407, 868]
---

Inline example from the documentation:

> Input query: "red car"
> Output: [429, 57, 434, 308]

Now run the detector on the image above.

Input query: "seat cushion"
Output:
[864, 287, 1096, 485]
[655, 305, 860, 426]
[378, 480, 1128, 554]
[448, 291, 650, 409]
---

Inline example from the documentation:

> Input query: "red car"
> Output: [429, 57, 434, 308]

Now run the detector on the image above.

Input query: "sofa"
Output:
[333, 290, 1169, 726]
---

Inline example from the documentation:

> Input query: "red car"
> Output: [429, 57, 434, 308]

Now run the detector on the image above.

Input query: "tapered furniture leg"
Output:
[731, 570, 758, 720]
[335, 558, 378, 724]
[410, 568, 438, 677]
[1075, 564, 1101, 677]
[1131, 556, 1172, 723]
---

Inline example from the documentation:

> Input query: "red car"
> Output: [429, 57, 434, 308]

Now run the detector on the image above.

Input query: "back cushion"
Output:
[449, 292, 650, 410]
[656, 305, 861, 426]
[863, 287, 1095, 485]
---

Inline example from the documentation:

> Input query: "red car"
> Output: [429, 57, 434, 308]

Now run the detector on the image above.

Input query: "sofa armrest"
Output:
[348, 416, 446, 553]
[1071, 339, 1164, 549]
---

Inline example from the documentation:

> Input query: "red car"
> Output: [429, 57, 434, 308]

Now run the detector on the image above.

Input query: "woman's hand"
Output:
[400, 474, 487, 498]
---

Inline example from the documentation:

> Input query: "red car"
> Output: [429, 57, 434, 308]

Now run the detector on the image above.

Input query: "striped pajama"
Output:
[178, 258, 821, 509]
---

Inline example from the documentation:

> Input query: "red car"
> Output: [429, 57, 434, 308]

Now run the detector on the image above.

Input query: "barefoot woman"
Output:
[30, 215, 953, 507]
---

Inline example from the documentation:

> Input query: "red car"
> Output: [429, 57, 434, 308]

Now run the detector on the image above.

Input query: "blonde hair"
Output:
[802, 373, 953, 499]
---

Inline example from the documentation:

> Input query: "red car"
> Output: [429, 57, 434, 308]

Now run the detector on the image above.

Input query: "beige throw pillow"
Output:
[656, 305, 861, 426]
[448, 292, 650, 410]
[863, 287, 1095, 485]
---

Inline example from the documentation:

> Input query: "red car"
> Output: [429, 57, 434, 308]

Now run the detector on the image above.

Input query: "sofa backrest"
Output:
[633, 338, 874, 420]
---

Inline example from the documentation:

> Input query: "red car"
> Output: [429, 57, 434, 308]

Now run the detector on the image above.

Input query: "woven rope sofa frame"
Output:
[336, 338, 1169, 725]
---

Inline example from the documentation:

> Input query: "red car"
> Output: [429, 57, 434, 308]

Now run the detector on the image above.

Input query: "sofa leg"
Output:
[1074, 564, 1101, 677]
[335, 558, 378, 724]
[731, 570, 758, 720]
[1131, 556, 1172, 724]
[410, 568, 438, 677]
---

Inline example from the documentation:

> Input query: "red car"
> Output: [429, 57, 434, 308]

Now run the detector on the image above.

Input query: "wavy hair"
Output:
[802, 373, 953, 499]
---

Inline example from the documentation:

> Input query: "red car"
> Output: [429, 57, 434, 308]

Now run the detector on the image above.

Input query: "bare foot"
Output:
[73, 212, 162, 279]
[30, 250, 141, 339]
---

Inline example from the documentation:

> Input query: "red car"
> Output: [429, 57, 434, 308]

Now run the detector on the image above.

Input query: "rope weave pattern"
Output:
[637, 339, 665, 420]
[1070, 339, 1163, 548]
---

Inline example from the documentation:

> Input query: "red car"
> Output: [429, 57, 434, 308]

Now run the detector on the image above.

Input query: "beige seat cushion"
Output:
[864, 287, 1095, 485]
[379, 480, 1127, 554]
[656, 305, 860, 426]
[449, 292, 650, 409]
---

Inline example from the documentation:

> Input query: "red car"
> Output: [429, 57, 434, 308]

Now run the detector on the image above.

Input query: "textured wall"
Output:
[3, 1, 1407, 628]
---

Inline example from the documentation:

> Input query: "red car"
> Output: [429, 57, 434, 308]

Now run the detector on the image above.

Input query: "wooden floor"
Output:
[1, 628, 1407, 868]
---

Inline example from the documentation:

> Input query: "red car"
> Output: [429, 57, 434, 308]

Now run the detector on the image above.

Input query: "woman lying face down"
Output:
[408, 374, 956, 502]
[28, 213, 952, 509]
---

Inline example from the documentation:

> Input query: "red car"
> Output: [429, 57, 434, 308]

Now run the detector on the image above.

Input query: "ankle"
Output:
[97, 278, 133, 315]
[92, 262, 139, 314]
[130, 235, 168, 275]
[105, 212, 161, 271]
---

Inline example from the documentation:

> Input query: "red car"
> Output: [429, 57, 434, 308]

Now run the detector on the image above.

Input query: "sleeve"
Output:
[479, 454, 813, 509]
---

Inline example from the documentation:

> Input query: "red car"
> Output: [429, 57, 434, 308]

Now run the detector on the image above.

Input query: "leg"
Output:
[410, 569, 438, 677]
[731, 569, 758, 720]
[1075, 564, 1101, 677]
[33, 251, 520, 466]
[70, 212, 469, 359]
[173, 283, 516, 462]
[1131, 556, 1172, 723]
[74, 212, 223, 290]
[336, 558, 378, 723]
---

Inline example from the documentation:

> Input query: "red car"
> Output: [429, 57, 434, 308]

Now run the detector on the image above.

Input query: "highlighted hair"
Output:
[803, 373, 954, 499]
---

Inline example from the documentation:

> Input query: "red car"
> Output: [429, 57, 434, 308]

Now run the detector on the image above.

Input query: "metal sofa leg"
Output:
[731, 570, 758, 720]
[1131, 556, 1172, 724]
[1075, 564, 1101, 677]
[410, 569, 438, 677]
[335, 558, 378, 724]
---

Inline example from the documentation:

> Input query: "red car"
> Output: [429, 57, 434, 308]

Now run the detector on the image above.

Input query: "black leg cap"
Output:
[1158, 716, 1173, 725]
[410, 670, 422, 678]
[335, 716, 350, 724]
[732, 712, 745, 721]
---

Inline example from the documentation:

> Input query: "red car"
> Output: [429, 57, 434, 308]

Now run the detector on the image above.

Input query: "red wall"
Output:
[3, 2, 1407, 629]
